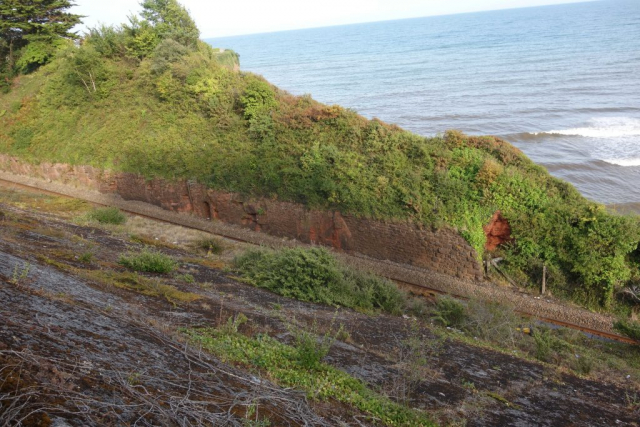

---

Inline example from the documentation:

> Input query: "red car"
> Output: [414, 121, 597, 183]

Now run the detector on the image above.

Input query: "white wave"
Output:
[602, 158, 640, 167]
[533, 117, 640, 138]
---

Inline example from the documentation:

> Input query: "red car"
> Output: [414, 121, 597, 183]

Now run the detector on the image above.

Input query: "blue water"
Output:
[208, 0, 640, 208]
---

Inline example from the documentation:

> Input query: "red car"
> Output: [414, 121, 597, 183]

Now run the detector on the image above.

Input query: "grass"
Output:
[0, 188, 89, 217]
[428, 295, 640, 384]
[193, 237, 224, 255]
[88, 207, 127, 225]
[185, 324, 435, 427]
[118, 248, 178, 273]
[233, 247, 407, 315]
[77, 269, 200, 304]
[1, 5, 640, 312]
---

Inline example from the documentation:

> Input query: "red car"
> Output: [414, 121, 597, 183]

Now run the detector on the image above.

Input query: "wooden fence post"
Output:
[541, 264, 547, 295]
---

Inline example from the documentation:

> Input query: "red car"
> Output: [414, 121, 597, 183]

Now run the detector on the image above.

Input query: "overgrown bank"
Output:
[1, 0, 639, 312]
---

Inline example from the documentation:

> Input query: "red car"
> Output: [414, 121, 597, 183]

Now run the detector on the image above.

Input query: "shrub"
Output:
[613, 319, 640, 342]
[119, 248, 177, 273]
[233, 247, 406, 314]
[464, 299, 520, 345]
[291, 322, 336, 369]
[432, 296, 467, 328]
[88, 207, 127, 225]
[194, 237, 224, 254]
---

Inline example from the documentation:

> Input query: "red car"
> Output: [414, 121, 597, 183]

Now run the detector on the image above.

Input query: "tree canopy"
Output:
[0, 0, 82, 74]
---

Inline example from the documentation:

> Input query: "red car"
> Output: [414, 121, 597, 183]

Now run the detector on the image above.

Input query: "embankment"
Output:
[0, 154, 483, 281]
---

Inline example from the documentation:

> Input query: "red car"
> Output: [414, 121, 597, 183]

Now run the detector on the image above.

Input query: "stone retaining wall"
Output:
[0, 154, 483, 280]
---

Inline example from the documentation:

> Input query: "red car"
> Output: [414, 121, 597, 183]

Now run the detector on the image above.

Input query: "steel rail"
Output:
[0, 177, 637, 345]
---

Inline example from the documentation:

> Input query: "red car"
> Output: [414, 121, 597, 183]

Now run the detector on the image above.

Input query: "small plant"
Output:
[78, 251, 93, 263]
[127, 372, 141, 385]
[270, 302, 282, 311]
[10, 262, 31, 285]
[289, 320, 341, 370]
[118, 248, 178, 273]
[432, 296, 467, 328]
[532, 328, 554, 362]
[461, 380, 476, 392]
[88, 207, 127, 225]
[176, 273, 195, 283]
[571, 353, 593, 375]
[220, 313, 248, 334]
[194, 237, 224, 255]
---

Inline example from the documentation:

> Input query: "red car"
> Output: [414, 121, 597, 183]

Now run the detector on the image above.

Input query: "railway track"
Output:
[0, 176, 637, 345]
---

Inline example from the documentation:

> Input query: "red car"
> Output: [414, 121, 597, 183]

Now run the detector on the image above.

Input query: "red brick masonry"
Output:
[0, 155, 484, 281]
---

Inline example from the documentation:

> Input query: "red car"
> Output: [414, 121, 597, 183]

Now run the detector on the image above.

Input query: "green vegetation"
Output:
[1, 0, 639, 312]
[0, 0, 82, 89]
[432, 296, 467, 328]
[88, 207, 127, 225]
[194, 237, 224, 254]
[119, 247, 178, 273]
[186, 322, 435, 427]
[429, 296, 640, 381]
[233, 247, 406, 314]
[77, 268, 200, 304]
[614, 319, 640, 342]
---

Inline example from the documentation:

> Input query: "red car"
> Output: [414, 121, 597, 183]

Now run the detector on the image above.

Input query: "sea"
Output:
[208, 0, 640, 211]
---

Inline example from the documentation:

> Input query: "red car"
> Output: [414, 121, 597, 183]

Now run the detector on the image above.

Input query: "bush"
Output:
[194, 237, 224, 254]
[88, 207, 127, 224]
[614, 319, 640, 342]
[432, 296, 467, 328]
[291, 323, 336, 369]
[464, 299, 520, 345]
[119, 248, 177, 273]
[233, 247, 406, 314]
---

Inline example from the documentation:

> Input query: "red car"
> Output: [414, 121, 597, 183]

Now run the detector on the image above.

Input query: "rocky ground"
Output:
[0, 187, 639, 426]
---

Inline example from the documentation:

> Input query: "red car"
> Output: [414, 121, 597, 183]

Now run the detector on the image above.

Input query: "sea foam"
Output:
[534, 117, 640, 139]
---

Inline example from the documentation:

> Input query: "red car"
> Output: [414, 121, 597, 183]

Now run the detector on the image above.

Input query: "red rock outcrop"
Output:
[483, 211, 512, 251]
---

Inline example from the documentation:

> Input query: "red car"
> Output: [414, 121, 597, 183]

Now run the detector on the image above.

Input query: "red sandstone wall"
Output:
[0, 155, 484, 281]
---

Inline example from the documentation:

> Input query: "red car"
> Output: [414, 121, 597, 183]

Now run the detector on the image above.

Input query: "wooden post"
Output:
[541, 264, 547, 295]
[484, 253, 490, 276]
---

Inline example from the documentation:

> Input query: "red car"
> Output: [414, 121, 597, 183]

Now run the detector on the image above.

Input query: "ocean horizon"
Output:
[208, 0, 640, 210]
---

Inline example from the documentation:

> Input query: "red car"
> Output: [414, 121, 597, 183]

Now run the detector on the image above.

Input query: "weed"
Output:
[119, 248, 178, 273]
[462, 380, 477, 392]
[532, 328, 554, 362]
[176, 273, 195, 283]
[10, 262, 31, 285]
[614, 319, 640, 342]
[270, 302, 282, 311]
[432, 296, 467, 328]
[220, 313, 248, 334]
[464, 299, 521, 346]
[243, 402, 271, 427]
[290, 321, 339, 369]
[127, 372, 141, 385]
[129, 234, 179, 249]
[78, 251, 93, 263]
[571, 353, 593, 375]
[88, 207, 127, 225]
[76, 269, 200, 305]
[194, 237, 224, 255]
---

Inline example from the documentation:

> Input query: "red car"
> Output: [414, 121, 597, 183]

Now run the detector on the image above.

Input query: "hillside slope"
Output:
[0, 4, 639, 310]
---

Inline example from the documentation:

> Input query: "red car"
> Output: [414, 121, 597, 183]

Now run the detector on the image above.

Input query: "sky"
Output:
[71, 0, 594, 38]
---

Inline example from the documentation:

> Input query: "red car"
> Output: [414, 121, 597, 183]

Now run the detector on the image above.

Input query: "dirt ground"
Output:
[0, 191, 639, 426]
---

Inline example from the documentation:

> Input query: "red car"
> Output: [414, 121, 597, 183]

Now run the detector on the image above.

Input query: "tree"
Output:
[140, 0, 199, 47]
[0, 0, 82, 72]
